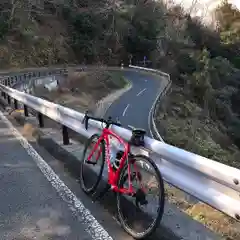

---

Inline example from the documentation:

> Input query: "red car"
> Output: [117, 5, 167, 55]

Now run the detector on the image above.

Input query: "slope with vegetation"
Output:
[154, 0, 240, 168]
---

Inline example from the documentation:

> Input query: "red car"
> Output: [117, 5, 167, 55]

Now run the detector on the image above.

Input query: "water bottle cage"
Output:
[130, 129, 146, 147]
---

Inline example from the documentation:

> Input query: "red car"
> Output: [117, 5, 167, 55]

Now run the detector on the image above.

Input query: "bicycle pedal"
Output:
[139, 199, 148, 205]
[86, 161, 97, 165]
[94, 184, 111, 201]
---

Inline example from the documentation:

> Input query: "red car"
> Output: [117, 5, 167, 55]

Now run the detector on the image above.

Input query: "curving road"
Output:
[105, 70, 162, 137]
[11, 68, 163, 139]
[12, 68, 162, 137]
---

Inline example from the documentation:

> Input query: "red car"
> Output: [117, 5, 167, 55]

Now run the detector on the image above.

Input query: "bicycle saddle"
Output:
[132, 128, 146, 135]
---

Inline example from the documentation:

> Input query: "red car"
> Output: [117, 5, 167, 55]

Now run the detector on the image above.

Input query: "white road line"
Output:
[0, 110, 113, 240]
[122, 104, 130, 117]
[136, 88, 146, 96]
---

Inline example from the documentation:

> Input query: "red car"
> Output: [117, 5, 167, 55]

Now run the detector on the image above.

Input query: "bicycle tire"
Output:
[80, 134, 105, 194]
[116, 154, 165, 239]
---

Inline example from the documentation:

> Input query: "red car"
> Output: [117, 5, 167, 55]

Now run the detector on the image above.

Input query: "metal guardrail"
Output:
[0, 68, 68, 87]
[0, 77, 240, 222]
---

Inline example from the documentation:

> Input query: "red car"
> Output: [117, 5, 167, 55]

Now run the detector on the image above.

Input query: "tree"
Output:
[215, 0, 240, 45]
[123, 0, 165, 61]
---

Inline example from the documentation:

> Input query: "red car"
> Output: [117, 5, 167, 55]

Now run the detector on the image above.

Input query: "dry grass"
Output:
[8, 109, 42, 141]
[165, 183, 192, 210]
[21, 123, 42, 141]
[186, 203, 240, 240]
[164, 183, 240, 239]
[34, 69, 127, 113]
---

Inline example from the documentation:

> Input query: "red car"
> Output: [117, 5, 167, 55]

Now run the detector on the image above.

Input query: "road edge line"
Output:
[0, 110, 113, 240]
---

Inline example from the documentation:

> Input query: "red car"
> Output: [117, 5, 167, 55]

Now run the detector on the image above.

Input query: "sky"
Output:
[164, 0, 240, 23]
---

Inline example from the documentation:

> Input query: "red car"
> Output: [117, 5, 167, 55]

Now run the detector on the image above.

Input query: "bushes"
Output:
[0, 19, 9, 40]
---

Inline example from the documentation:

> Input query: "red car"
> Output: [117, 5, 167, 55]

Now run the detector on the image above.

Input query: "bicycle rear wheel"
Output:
[116, 154, 165, 239]
[80, 134, 105, 194]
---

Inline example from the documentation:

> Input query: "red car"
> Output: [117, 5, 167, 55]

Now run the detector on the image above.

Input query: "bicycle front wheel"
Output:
[80, 134, 105, 194]
[116, 154, 165, 239]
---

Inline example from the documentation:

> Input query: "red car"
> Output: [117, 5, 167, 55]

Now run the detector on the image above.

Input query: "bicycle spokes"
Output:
[116, 155, 165, 239]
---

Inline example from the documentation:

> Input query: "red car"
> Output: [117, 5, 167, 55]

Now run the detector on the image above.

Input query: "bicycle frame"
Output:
[87, 128, 135, 195]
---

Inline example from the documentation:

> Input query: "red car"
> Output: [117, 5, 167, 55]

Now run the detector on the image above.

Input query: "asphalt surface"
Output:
[0, 108, 179, 240]
[0, 111, 111, 240]
[105, 70, 162, 136]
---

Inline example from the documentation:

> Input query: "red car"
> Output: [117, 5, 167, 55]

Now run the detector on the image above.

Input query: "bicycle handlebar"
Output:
[82, 111, 121, 130]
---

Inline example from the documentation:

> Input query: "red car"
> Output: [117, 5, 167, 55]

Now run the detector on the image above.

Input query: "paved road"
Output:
[12, 68, 162, 138]
[0, 110, 113, 240]
[105, 70, 162, 136]
[0, 107, 178, 240]
[14, 69, 163, 137]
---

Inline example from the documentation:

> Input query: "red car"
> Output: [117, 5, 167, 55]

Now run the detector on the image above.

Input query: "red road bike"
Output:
[80, 113, 165, 239]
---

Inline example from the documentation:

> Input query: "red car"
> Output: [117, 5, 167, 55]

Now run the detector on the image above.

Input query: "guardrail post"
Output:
[14, 99, 18, 109]
[62, 125, 69, 145]
[7, 95, 11, 104]
[24, 105, 29, 117]
[3, 92, 6, 99]
[37, 112, 44, 128]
